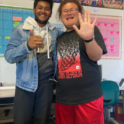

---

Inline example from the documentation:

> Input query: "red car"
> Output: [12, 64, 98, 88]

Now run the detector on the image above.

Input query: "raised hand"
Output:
[28, 30, 42, 49]
[73, 10, 97, 41]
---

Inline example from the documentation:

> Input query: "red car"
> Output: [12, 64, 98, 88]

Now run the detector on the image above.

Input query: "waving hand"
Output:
[73, 10, 97, 40]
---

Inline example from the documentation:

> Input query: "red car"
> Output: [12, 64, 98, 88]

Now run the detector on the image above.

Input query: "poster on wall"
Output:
[80, 0, 123, 9]
[53, 0, 124, 9]
[103, 0, 123, 9]
[80, 0, 104, 7]
[90, 14, 122, 59]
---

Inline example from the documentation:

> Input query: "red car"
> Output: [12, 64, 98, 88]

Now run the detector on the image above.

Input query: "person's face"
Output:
[61, 3, 80, 32]
[33, 1, 52, 27]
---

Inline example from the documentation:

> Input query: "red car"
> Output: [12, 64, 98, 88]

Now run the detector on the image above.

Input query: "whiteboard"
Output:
[0, 0, 124, 84]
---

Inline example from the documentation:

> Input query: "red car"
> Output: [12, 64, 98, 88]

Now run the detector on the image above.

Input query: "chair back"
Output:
[101, 80, 119, 107]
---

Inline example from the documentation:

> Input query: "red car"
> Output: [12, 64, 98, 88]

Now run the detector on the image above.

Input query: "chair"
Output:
[101, 80, 119, 124]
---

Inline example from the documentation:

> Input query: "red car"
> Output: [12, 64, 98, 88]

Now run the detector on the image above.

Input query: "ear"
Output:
[33, 9, 35, 15]
[50, 11, 52, 17]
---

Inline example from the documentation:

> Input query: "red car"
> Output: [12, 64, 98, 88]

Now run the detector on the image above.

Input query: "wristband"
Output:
[84, 38, 94, 43]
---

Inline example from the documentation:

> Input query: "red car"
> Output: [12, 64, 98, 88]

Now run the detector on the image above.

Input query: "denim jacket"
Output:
[5, 24, 62, 92]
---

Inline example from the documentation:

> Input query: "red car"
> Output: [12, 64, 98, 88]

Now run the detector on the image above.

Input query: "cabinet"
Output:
[0, 105, 14, 123]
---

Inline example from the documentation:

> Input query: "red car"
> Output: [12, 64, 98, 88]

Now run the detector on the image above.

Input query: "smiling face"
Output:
[33, 1, 52, 27]
[61, 3, 80, 32]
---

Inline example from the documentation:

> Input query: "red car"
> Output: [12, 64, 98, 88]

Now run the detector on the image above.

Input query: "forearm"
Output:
[84, 39, 102, 61]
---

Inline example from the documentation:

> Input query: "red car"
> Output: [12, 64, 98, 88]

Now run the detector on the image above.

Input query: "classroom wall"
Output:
[0, 0, 124, 84]
[85, 7, 124, 84]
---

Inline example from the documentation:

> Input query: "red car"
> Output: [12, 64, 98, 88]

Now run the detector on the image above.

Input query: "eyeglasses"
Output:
[62, 8, 79, 14]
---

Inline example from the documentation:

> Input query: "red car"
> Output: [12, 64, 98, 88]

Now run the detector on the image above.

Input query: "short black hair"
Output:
[33, 0, 53, 10]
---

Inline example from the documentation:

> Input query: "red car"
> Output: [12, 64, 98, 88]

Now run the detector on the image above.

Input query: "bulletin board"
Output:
[0, 6, 34, 57]
[91, 14, 122, 59]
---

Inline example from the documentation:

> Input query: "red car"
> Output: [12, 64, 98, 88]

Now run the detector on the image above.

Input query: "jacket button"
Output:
[34, 66, 36, 68]
[32, 88, 34, 90]
[34, 77, 36, 79]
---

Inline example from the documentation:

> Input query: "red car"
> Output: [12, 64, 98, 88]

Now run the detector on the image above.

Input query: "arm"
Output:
[73, 10, 103, 61]
[84, 38, 102, 61]
[85, 26, 106, 61]
[5, 27, 32, 63]
[5, 26, 42, 64]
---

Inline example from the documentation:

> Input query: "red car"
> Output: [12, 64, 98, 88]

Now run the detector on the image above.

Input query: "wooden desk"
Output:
[0, 86, 15, 123]
[119, 87, 124, 91]
[0, 87, 15, 98]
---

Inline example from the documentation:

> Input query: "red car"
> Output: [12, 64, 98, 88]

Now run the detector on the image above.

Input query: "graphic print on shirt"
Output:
[57, 39, 83, 79]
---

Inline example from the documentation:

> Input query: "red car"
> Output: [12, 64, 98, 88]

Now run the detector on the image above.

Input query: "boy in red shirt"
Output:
[55, 0, 107, 124]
